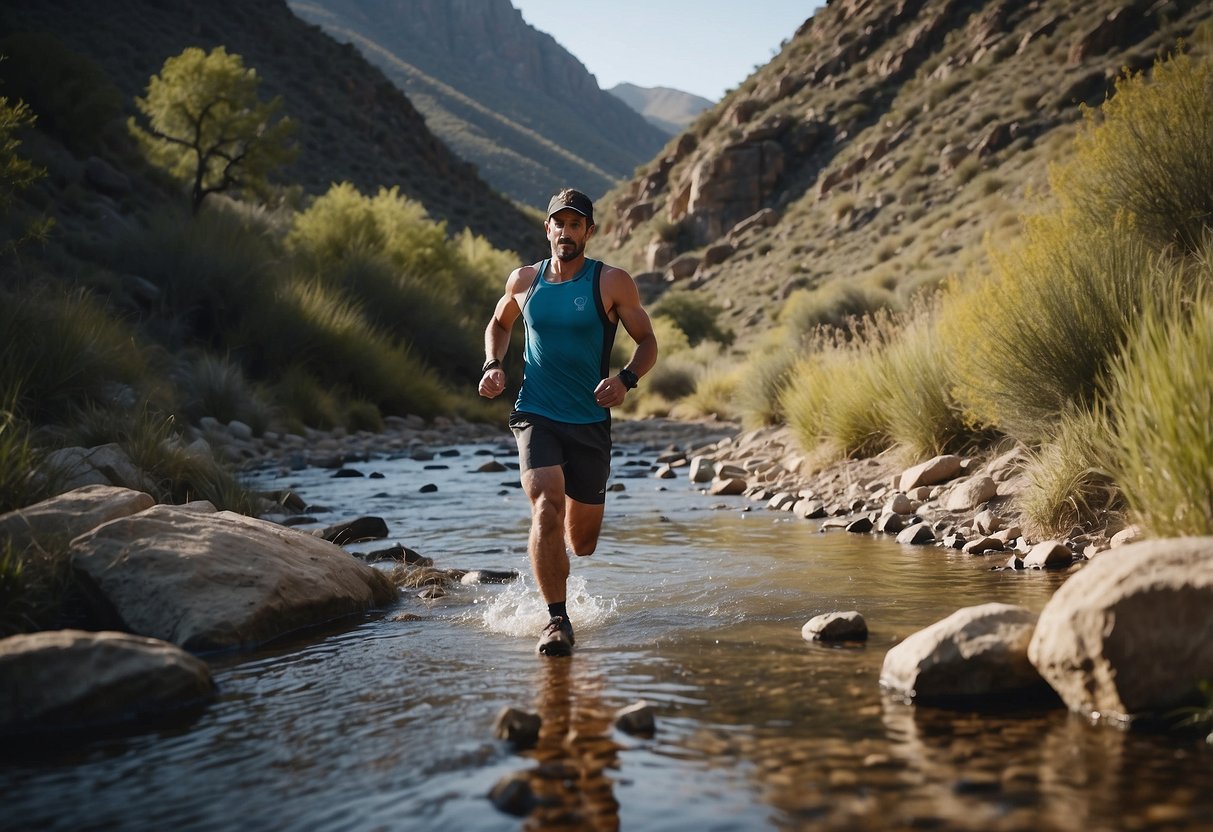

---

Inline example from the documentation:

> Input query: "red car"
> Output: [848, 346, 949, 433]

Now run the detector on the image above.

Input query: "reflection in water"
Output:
[521, 658, 621, 831]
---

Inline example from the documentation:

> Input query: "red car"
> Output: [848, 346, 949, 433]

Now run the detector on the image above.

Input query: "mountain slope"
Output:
[609, 83, 715, 135]
[0, 0, 543, 255]
[600, 0, 1213, 340]
[287, 0, 669, 205]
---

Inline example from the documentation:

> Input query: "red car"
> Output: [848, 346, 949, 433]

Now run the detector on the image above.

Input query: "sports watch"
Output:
[482, 358, 502, 373]
[618, 367, 639, 389]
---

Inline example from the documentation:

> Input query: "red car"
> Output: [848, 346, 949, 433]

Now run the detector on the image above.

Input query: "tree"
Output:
[0, 89, 51, 250]
[129, 46, 296, 213]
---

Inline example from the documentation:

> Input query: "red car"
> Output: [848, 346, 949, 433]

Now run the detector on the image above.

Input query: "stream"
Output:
[3, 429, 1212, 830]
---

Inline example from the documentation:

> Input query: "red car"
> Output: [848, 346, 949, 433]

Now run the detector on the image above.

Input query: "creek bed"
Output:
[3, 433, 1212, 830]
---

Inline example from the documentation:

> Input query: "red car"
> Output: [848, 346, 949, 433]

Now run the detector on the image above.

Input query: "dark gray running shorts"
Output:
[509, 411, 612, 505]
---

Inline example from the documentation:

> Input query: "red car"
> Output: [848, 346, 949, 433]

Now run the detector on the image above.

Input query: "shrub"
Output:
[1106, 288, 1213, 536]
[1052, 50, 1213, 256]
[0, 402, 53, 515]
[943, 217, 1169, 442]
[735, 344, 798, 428]
[651, 289, 733, 346]
[780, 281, 893, 345]
[671, 365, 743, 422]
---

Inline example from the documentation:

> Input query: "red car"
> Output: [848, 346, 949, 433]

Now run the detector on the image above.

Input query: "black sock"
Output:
[548, 602, 568, 621]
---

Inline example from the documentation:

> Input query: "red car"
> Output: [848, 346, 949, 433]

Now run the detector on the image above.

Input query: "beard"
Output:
[554, 237, 584, 262]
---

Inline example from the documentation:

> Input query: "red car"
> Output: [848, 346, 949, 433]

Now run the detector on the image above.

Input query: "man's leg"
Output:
[522, 465, 570, 606]
[566, 499, 605, 557]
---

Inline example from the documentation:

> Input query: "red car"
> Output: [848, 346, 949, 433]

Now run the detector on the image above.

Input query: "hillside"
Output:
[287, 0, 670, 206]
[600, 0, 1213, 340]
[0, 0, 543, 256]
[609, 83, 715, 136]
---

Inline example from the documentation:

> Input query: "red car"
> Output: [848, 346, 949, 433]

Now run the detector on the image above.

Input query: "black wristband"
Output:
[618, 367, 639, 389]
[482, 358, 502, 373]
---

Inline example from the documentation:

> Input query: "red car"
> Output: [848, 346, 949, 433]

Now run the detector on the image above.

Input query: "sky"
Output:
[511, 1, 827, 102]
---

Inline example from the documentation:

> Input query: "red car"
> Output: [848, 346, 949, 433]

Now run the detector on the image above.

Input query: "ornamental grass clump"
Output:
[1106, 284, 1213, 536]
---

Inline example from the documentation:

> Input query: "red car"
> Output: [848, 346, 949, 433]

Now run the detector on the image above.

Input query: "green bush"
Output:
[735, 345, 798, 428]
[651, 289, 733, 346]
[1107, 286, 1213, 536]
[1052, 50, 1213, 255]
[780, 282, 892, 345]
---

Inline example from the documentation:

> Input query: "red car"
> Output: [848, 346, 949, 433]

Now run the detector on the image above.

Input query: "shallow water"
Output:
[4, 433, 1212, 831]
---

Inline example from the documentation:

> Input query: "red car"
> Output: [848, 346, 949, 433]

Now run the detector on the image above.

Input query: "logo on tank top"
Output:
[573, 296, 588, 312]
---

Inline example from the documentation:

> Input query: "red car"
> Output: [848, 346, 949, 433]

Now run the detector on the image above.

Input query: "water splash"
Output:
[472, 574, 617, 637]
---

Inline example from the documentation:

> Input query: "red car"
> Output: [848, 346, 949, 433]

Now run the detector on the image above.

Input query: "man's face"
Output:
[546, 209, 593, 262]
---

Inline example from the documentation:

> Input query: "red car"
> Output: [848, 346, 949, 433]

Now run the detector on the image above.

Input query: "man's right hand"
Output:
[479, 368, 505, 398]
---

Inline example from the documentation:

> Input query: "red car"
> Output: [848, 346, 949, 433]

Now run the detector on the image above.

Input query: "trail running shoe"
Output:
[537, 616, 575, 656]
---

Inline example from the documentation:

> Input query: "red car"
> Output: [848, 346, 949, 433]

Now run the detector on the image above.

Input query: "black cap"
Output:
[546, 189, 594, 224]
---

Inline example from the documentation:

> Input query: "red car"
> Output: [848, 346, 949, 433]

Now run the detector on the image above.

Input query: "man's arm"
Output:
[478, 266, 530, 399]
[593, 266, 658, 409]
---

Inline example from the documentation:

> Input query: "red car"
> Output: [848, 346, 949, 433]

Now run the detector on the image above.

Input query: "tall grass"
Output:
[0, 399, 53, 514]
[1052, 50, 1213, 255]
[943, 218, 1167, 443]
[1018, 404, 1120, 539]
[1106, 283, 1213, 536]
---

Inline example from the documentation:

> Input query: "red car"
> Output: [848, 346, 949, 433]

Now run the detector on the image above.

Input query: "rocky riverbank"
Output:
[2, 414, 1210, 744]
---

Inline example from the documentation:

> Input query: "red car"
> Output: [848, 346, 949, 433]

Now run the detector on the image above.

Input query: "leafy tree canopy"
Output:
[129, 46, 296, 213]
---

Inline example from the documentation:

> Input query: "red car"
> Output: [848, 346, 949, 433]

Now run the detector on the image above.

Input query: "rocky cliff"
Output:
[288, 0, 670, 205]
[600, 0, 1212, 337]
[0, 0, 543, 255]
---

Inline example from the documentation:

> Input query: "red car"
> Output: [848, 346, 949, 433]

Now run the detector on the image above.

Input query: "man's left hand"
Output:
[593, 376, 628, 409]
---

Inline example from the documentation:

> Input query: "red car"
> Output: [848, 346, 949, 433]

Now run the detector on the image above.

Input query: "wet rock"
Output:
[419, 484, 438, 493]
[1028, 536, 1213, 719]
[876, 511, 905, 534]
[332, 468, 365, 478]
[615, 700, 656, 736]
[70, 505, 397, 651]
[963, 536, 1005, 556]
[688, 456, 716, 483]
[1023, 540, 1071, 569]
[655, 464, 676, 479]
[318, 516, 389, 544]
[880, 603, 1047, 703]
[708, 477, 747, 496]
[793, 498, 828, 519]
[846, 515, 874, 534]
[493, 706, 541, 749]
[488, 771, 536, 816]
[802, 610, 868, 642]
[363, 544, 430, 566]
[0, 629, 215, 740]
[460, 569, 519, 585]
[885, 493, 914, 515]
[896, 523, 935, 545]
[476, 459, 507, 473]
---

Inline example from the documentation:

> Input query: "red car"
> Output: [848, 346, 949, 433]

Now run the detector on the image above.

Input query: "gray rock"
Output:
[1027, 536, 1213, 719]
[793, 498, 828, 519]
[0, 485, 154, 554]
[880, 603, 1045, 702]
[846, 515, 874, 534]
[962, 536, 1005, 555]
[460, 569, 519, 585]
[476, 459, 508, 473]
[802, 610, 868, 642]
[708, 477, 747, 496]
[0, 629, 214, 739]
[688, 456, 716, 483]
[42, 444, 155, 493]
[71, 505, 397, 651]
[973, 509, 1005, 535]
[885, 493, 914, 515]
[876, 511, 905, 534]
[488, 772, 536, 816]
[319, 516, 389, 544]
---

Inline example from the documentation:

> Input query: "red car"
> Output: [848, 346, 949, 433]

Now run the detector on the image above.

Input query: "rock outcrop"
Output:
[0, 485, 154, 554]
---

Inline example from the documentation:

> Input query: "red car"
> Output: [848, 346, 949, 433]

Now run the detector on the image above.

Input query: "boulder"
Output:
[1027, 537, 1213, 720]
[881, 603, 1046, 703]
[42, 444, 155, 493]
[0, 485, 154, 554]
[942, 476, 998, 512]
[614, 700, 656, 736]
[802, 610, 868, 642]
[897, 455, 962, 492]
[896, 523, 935, 545]
[70, 505, 397, 651]
[0, 629, 214, 739]
[708, 477, 747, 496]
[493, 706, 541, 749]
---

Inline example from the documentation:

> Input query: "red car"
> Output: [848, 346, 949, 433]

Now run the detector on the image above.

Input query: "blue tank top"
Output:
[515, 258, 617, 424]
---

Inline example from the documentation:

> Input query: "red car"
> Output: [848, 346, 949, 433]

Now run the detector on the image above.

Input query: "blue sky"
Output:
[511, 1, 827, 101]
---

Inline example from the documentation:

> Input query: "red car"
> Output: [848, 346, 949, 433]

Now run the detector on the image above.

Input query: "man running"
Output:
[478, 188, 658, 656]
